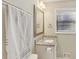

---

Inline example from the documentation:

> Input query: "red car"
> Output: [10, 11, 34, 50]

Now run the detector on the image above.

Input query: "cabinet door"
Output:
[36, 45, 56, 59]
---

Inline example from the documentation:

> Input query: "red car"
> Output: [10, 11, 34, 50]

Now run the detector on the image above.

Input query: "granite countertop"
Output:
[36, 39, 56, 46]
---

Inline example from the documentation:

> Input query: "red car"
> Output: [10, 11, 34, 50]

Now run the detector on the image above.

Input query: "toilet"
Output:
[28, 54, 38, 59]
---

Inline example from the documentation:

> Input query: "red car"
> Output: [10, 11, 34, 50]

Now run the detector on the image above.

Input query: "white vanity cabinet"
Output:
[35, 39, 56, 59]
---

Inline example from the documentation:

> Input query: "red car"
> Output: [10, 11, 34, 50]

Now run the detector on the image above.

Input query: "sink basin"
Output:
[43, 40, 54, 43]
[36, 39, 56, 45]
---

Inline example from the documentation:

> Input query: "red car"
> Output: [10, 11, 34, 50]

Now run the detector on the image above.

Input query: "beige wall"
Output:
[44, 1, 76, 59]
[3, 0, 34, 14]
[44, 1, 76, 35]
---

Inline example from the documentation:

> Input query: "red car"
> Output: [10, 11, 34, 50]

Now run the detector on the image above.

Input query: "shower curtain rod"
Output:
[2, 0, 32, 15]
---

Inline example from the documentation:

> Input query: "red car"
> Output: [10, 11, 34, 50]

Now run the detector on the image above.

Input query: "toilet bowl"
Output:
[28, 54, 38, 59]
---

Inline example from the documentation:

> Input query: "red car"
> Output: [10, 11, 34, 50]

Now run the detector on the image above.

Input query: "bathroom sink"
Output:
[43, 40, 54, 43]
[36, 39, 56, 45]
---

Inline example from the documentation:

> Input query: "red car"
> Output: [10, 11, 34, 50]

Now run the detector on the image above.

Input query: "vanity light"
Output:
[39, 1, 46, 9]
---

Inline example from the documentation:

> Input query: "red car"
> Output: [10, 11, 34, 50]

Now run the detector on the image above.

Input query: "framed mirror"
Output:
[33, 5, 44, 37]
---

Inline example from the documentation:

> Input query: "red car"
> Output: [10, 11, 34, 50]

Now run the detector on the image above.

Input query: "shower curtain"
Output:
[3, 2, 33, 59]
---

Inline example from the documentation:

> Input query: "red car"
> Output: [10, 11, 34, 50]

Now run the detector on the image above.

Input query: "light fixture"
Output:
[39, 1, 46, 9]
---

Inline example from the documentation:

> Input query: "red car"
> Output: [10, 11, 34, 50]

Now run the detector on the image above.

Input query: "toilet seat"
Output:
[28, 54, 38, 59]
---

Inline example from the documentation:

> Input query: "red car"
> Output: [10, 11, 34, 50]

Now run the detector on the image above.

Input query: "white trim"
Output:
[56, 32, 76, 35]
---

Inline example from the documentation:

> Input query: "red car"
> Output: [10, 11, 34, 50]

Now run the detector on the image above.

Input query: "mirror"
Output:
[33, 5, 44, 37]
